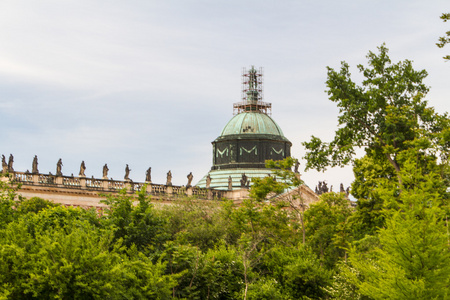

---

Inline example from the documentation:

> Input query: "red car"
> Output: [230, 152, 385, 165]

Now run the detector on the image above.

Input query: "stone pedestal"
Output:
[186, 187, 193, 196]
[102, 180, 109, 190]
[166, 186, 173, 195]
[55, 176, 63, 186]
[32, 174, 39, 184]
[146, 184, 153, 193]
[125, 181, 132, 192]
[80, 178, 86, 189]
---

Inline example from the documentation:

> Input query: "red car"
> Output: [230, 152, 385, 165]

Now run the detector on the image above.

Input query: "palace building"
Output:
[2, 66, 319, 207]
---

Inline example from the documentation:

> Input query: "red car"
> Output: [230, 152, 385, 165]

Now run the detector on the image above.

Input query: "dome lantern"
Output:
[233, 66, 272, 115]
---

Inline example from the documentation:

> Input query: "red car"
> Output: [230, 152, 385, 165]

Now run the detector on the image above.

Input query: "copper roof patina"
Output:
[219, 111, 285, 137]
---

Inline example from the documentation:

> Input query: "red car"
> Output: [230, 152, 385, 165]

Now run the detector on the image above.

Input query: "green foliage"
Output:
[250, 157, 302, 201]
[266, 157, 303, 188]
[263, 244, 332, 299]
[250, 176, 285, 201]
[159, 198, 231, 251]
[303, 45, 450, 239]
[189, 243, 245, 299]
[101, 187, 168, 253]
[349, 208, 450, 299]
[326, 261, 368, 300]
[226, 198, 298, 247]
[16, 197, 59, 215]
[303, 44, 448, 179]
[0, 212, 177, 299]
[245, 279, 286, 300]
[0, 175, 23, 229]
[29, 205, 101, 233]
[305, 192, 353, 268]
[349, 154, 395, 236]
[437, 13, 450, 60]
[350, 146, 449, 236]
[347, 152, 450, 299]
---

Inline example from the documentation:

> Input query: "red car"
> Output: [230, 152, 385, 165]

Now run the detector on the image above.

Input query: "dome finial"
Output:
[233, 66, 272, 115]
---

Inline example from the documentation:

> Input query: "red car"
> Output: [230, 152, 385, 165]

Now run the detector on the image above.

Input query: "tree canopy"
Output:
[437, 13, 450, 60]
[303, 44, 449, 186]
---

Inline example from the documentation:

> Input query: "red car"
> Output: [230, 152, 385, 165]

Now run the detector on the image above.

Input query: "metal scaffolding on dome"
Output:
[233, 66, 272, 115]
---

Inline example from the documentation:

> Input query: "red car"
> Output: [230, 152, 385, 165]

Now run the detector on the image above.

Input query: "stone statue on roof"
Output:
[79, 161, 86, 177]
[206, 174, 211, 188]
[32, 155, 39, 174]
[8, 154, 14, 172]
[103, 164, 109, 179]
[1, 155, 7, 173]
[240, 173, 249, 188]
[228, 176, 232, 190]
[56, 158, 63, 176]
[166, 170, 172, 186]
[145, 167, 151, 182]
[315, 181, 329, 195]
[249, 66, 257, 90]
[186, 172, 193, 187]
[124, 164, 131, 180]
[294, 160, 300, 174]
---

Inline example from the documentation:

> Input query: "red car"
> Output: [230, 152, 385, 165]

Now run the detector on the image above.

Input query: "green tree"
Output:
[304, 192, 353, 268]
[303, 44, 449, 186]
[263, 244, 332, 299]
[158, 198, 231, 251]
[0, 175, 23, 228]
[346, 152, 450, 299]
[0, 209, 178, 299]
[250, 157, 308, 244]
[101, 187, 168, 253]
[195, 243, 245, 299]
[437, 13, 450, 60]
[16, 197, 59, 215]
[303, 45, 450, 234]
[348, 154, 394, 236]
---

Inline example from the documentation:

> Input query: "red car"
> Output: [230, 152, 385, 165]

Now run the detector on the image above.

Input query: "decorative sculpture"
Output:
[186, 172, 193, 187]
[103, 164, 109, 179]
[32, 155, 39, 174]
[79, 161, 86, 177]
[166, 170, 172, 186]
[228, 176, 233, 190]
[8, 154, 14, 172]
[2, 155, 8, 173]
[240, 173, 249, 188]
[294, 160, 300, 174]
[145, 167, 151, 182]
[206, 174, 211, 188]
[249, 66, 257, 90]
[124, 164, 131, 180]
[315, 181, 329, 195]
[56, 158, 63, 176]
[340, 183, 345, 193]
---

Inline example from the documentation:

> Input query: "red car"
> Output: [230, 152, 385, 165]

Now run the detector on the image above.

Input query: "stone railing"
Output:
[6, 171, 225, 200]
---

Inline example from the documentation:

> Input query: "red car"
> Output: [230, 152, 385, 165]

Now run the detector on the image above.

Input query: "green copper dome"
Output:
[196, 66, 292, 190]
[219, 112, 285, 137]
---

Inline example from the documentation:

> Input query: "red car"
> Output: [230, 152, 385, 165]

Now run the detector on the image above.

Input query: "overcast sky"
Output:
[0, 0, 448, 190]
